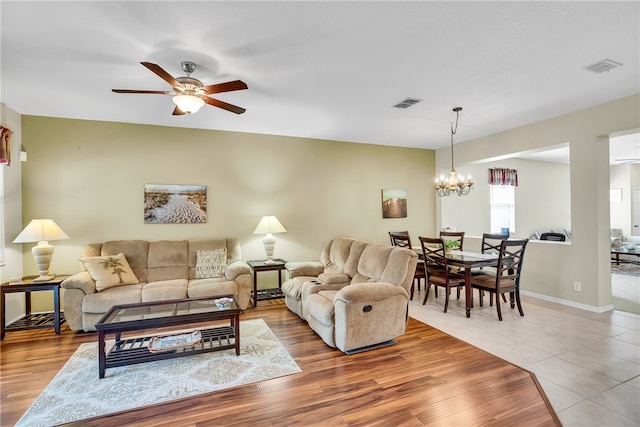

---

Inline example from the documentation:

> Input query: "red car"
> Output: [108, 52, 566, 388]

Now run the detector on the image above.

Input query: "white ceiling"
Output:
[514, 132, 640, 166]
[1, 1, 639, 156]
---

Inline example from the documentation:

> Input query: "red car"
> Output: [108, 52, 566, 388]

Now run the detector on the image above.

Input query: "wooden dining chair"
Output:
[418, 236, 465, 313]
[439, 230, 465, 251]
[389, 231, 425, 300]
[470, 239, 529, 321]
[474, 232, 510, 304]
[439, 230, 465, 297]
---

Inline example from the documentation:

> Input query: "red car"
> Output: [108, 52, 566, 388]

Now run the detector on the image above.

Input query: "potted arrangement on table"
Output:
[444, 240, 461, 254]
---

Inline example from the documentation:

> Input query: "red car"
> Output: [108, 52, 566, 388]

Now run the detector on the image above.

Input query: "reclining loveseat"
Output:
[281, 237, 418, 353]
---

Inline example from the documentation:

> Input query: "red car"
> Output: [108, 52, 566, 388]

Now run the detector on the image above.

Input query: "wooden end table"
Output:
[247, 259, 287, 307]
[1, 275, 69, 340]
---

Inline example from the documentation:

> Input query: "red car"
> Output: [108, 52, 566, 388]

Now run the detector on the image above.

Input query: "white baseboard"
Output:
[521, 290, 615, 313]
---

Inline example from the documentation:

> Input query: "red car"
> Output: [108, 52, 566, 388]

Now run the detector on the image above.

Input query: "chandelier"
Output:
[434, 107, 473, 197]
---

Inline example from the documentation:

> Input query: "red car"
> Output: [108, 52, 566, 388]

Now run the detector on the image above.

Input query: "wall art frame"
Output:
[381, 188, 407, 218]
[144, 184, 207, 224]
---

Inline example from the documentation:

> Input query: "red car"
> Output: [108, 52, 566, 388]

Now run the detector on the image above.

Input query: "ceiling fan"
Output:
[112, 61, 247, 115]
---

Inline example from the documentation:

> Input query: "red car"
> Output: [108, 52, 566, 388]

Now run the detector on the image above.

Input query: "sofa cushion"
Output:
[305, 292, 336, 326]
[282, 276, 316, 300]
[321, 238, 369, 278]
[80, 252, 139, 291]
[142, 279, 188, 302]
[101, 240, 150, 283]
[187, 278, 237, 299]
[195, 248, 227, 279]
[147, 240, 189, 282]
[82, 284, 143, 313]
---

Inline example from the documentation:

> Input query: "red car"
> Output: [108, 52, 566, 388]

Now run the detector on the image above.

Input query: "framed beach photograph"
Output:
[144, 184, 207, 224]
[381, 188, 407, 218]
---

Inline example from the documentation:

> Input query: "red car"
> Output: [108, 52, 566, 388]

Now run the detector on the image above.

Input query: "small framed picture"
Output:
[381, 189, 407, 218]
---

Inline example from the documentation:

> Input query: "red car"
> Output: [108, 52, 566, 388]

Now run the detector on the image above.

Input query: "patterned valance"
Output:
[0, 126, 12, 166]
[489, 168, 518, 186]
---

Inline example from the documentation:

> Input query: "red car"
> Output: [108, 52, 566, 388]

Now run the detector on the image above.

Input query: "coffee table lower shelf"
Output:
[103, 326, 236, 375]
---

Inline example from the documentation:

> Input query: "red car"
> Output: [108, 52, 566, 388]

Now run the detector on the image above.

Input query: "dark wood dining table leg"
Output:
[464, 267, 472, 318]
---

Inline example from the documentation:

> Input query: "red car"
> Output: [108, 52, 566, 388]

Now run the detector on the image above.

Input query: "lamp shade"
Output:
[252, 216, 287, 235]
[172, 95, 205, 114]
[13, 219, 69, 243]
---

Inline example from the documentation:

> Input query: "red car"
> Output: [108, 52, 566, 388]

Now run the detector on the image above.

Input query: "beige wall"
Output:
[18, 117, 436, 295]
[440, 158, 571, 238]
[436, 94, 640, 311]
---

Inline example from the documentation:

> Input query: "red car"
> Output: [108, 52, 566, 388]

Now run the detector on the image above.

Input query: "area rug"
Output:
[15, 319, 301, 427]
[611, 261, 640, 277]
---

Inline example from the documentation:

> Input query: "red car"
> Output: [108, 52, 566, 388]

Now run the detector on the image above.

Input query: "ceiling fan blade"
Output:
[172, 106, 185, 116]
[202, 80, 248, 94]
[141, 62, 180, 87]
[205, 97, 246, 114]
[112, 89, 169, 94]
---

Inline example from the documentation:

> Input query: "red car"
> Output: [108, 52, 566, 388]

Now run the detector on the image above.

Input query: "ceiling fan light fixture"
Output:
[172, 94, 205, 114]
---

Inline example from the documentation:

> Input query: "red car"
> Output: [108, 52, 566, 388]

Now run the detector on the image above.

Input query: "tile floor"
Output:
[408, 274, 640, 427]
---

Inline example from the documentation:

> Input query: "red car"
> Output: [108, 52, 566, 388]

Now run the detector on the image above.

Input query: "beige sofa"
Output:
[282, 237, 418, 353]
[61, 238, 251, 332]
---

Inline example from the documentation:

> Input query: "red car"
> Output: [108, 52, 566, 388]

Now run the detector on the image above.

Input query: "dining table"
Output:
[413, 247, 500, 318]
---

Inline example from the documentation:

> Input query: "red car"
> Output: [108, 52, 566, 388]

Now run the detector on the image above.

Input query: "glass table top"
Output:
[101, 296, 238, 326]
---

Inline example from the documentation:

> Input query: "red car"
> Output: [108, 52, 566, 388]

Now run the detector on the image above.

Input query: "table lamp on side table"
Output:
[13, 219, 69, 282]
[253, 216, 287, 264]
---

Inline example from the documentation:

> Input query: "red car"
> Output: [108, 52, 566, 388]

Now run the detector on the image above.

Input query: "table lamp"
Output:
[253, 216, 287, 264]
[13, 219, 69, 282]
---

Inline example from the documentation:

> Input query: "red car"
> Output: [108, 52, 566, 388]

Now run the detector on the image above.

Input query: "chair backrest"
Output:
[440, 231, 465, 251]
[540, 232, 566, 242]
[481, 233, 509, 255]
[494, 239, 529, 290]
[389, 231, 412, 248]
[418, 236, 448, 272]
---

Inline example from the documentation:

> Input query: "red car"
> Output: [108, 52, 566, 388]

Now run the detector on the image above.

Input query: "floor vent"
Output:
[393, 97, 422, 109]
[583, 59, 622, 74]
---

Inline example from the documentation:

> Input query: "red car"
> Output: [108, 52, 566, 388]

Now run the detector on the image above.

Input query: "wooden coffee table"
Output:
[95, 296, 241, 378]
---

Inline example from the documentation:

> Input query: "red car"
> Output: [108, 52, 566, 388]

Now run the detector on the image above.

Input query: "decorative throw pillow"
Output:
[195, 248, 227, 279]
[80, 252, 139, 291]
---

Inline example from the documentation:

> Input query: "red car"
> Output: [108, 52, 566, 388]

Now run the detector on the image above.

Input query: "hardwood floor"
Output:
[0, 299, 560, 426]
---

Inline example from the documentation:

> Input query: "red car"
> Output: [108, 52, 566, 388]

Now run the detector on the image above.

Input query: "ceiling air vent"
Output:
[583, 59, 622, 74]
[393, 97, 422, 109]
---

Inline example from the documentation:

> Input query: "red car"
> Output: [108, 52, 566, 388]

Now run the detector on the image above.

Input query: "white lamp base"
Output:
[32, 241, 55, 282]
[263, 234, 277, 263]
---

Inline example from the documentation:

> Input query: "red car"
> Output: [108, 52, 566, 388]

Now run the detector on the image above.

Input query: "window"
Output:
[490, 185, 515, 234]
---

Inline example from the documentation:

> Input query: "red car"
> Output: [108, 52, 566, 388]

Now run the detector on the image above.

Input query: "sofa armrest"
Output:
[225, 260, 251, 281]
[285, 261, 324, 278]
[61, 272, 97, 295]
[335, 282, 408, 303]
